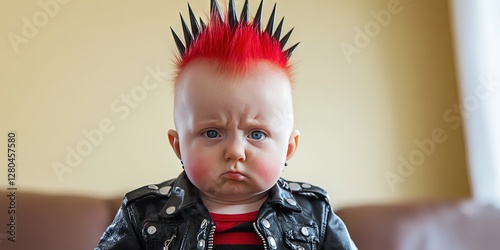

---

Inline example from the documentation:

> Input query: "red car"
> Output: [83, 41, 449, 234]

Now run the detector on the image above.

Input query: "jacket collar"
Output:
[159, 172, 301, 218]
[158, 171, 201, 218]
[268, 178, 302, 212]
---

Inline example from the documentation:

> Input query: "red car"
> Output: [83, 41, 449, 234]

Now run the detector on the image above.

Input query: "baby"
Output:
[96, 0, 356, 249]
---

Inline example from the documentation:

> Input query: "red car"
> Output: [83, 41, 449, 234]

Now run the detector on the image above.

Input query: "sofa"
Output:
[2, 190, 500, 250]
[335, 199, 500, 250]
[0, 190, 122, 250]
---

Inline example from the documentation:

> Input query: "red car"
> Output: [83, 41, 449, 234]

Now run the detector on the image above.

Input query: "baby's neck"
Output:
[200, 192, 268, 214]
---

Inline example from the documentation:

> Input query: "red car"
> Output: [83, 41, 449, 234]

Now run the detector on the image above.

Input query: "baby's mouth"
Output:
[223, 170, 246, 181]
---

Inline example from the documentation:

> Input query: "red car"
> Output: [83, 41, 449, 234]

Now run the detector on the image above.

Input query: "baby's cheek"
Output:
[184, 157, 212, 188]
[253, 159, 283, 184]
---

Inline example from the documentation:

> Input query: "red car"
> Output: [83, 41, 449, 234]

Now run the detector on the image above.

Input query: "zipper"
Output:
[163, 234, 176, 250]
[253, 222, 268, 250]
[207, 224, 216, 250]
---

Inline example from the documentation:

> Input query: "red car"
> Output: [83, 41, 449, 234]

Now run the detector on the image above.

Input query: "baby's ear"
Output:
[286, 130, 300, 160]
[168, 129, 182, 159]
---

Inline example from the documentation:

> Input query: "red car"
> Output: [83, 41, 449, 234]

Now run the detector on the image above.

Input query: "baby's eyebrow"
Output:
[193, 119, 226, 128]
[192, 116, 270, 129]
[242, 117, 268, 127]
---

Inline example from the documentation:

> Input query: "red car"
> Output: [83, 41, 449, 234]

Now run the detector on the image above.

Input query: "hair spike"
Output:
[171, 0, 299, 78]
[188, 4, 200, 38]
[285, 42, 300, 57]
[228, 0, 238, 29]
[179, 13, 193, 49]
[279, 27, 294, 49]
[253, 0, 264, 32]
[199, 17, 206, 30]
[170, 27, 185, 56]
[240, 0, 249, 24]
[273, 17, 284, 41]
[210, 0, 223, 23]
[265, 3, 277, 37]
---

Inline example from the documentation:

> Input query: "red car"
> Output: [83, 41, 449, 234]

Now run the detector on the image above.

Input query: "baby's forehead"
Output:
[174, 59, 290, 86]
[173, 59, 293, 104]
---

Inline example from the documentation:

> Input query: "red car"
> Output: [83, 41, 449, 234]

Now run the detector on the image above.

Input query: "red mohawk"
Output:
[171, 0, 299, 79]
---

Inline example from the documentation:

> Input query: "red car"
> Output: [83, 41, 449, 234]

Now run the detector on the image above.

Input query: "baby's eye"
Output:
[248, 130, 266, 140]
[203, 130, 220, 138]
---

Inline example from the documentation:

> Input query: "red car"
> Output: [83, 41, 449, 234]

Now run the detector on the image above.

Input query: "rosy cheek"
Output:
[184, 156, 212, 187]
[253, 159, 283, 184]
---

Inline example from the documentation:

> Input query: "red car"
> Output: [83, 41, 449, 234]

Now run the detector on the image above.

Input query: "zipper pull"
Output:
[163, 234, 176, 250]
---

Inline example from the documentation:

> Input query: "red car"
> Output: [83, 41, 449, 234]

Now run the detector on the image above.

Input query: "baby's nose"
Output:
[224, 136, 246, 162]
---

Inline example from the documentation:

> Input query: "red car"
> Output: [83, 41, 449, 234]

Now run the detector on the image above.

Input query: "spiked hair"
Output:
[171, 0, 299, 78]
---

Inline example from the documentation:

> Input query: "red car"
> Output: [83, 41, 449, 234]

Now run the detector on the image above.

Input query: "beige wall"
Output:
[0, 0, 470, 208]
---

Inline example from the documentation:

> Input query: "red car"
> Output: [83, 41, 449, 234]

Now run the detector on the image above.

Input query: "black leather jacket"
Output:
[96, 172, 356, 249]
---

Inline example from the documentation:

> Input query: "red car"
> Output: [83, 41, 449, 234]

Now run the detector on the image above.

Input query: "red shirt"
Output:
[210, 211, 264, 249]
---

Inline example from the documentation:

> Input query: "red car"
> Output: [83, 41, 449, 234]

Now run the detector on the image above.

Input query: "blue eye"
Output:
[204, 130, 220, 138]
[249, 131, 265, 140]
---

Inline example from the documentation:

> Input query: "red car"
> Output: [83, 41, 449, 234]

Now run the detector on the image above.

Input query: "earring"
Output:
[284, 162, 288, 167]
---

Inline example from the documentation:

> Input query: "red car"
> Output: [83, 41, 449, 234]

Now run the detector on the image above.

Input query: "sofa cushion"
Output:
[335, 200, 500, 250]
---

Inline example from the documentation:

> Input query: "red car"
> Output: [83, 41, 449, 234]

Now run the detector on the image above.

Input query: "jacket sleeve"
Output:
[95, 203, 144, 250]
[321, 206, 358, 250]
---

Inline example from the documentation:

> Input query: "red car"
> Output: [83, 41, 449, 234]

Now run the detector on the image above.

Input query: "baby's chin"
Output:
[199, 188, 270, 213]
[200, 186, 270, 203]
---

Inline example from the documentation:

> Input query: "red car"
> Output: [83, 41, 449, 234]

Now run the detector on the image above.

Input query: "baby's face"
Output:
[169, 60, 299, 203]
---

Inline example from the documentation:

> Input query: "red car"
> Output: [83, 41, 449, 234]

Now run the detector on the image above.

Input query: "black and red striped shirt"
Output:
[210, 211, 264, 250]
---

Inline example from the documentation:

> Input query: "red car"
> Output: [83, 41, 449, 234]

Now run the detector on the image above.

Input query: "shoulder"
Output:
[278, 178, 331, 204]
[122, 178, 176, 207]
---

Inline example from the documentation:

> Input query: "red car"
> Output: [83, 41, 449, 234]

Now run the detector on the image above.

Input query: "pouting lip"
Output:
[224, 170, 245, 175]
[222, 170, 246, 180]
